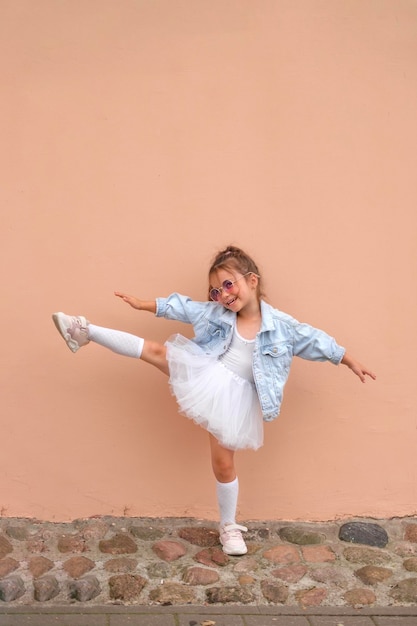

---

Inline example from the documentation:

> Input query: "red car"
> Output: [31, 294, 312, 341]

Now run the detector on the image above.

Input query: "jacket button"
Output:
[273, 347, 277, 353]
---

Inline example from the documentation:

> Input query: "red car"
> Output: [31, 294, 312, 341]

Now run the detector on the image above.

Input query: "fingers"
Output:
[356, 369, 366, 383]
[359, 367, 376, 383]
[114, 291, 131, 302]
[349, 360, 376, 383]
[114, 291, 140, 309]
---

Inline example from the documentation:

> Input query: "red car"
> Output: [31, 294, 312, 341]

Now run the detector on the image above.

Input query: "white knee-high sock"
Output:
[88, 324, 144, 358]
[216, 477, 239, 526]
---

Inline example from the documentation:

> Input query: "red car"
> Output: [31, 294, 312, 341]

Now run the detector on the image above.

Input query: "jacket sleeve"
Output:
[155, 293, 209, 325]
[292, 321, 345, 365]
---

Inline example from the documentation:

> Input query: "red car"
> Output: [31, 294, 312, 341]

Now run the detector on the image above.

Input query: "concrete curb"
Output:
[0, 605, 417, 626]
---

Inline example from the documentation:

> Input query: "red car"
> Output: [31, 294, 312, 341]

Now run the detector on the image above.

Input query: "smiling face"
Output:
[209, 267, 259, 313]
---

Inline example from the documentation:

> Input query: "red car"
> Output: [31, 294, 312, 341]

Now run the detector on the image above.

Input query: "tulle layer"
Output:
[165, 334, 263, 451]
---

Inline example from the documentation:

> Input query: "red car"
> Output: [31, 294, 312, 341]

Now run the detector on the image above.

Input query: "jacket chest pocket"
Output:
[206, 321, 226, 339]
[261, 342, 292, 370]
[196, 321, 228, 349]
[207, 321, 227, 339]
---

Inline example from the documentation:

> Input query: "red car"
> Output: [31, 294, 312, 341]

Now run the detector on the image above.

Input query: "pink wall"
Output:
[1, 0, 416, 522]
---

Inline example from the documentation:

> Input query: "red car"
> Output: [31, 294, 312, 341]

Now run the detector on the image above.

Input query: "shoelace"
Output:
[68, 317, 88, 343]
[70, 317, 87, 335]
[222, 523, 248, 538]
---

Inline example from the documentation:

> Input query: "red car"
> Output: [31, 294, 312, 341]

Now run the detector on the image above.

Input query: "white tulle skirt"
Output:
[165, 334, 263, 451]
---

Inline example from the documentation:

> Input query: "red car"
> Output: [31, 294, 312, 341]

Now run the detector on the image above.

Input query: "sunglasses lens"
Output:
[210, 280, 235, 301]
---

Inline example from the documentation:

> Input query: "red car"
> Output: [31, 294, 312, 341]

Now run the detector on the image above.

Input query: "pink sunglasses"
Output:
[209, 272, 259, 301]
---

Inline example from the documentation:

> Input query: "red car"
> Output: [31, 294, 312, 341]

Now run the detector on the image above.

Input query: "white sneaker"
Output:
[219, 523, 248, 556]
[52, 312, 90, 353]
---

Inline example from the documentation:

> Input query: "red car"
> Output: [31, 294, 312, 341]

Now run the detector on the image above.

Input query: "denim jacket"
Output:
[156, 293, 345, 422]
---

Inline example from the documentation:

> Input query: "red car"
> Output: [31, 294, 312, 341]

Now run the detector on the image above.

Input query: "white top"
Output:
[219, 326, 255, 382]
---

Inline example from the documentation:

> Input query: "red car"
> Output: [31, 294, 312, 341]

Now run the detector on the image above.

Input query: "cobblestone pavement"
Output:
[1, 517, 417, 612]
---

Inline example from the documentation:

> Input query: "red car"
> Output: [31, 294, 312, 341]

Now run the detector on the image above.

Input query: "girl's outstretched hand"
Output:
[114, 291, 142, 310]
[114, 292, 157, 313]
[341, 353, 376, 383]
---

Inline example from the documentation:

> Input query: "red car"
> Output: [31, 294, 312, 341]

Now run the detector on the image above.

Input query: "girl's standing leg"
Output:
[209, 434, 248, 555]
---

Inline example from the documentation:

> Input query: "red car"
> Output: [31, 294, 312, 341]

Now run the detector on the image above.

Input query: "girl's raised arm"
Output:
[114, 291, 156, 313]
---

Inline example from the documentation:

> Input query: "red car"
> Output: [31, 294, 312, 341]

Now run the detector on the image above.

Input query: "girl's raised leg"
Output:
[140, 340, 169, 375]
[52, 313, 169, 375]
[90, 324, 169, 374]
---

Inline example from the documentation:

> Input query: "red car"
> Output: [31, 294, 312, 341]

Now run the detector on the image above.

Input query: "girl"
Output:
[52, 246, 375, 556]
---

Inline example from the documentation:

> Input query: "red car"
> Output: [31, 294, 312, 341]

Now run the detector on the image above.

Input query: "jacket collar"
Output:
[260, 300, 276, 332]
[217, 306, 235, 326]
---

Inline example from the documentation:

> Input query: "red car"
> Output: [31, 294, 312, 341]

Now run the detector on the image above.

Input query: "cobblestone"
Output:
[0, 516, 415, 607]
[63, 555, 95, 578]
[28, 556, 54, 578]
[108, 573, 147, 601]
[33, 575, 59, 602]
[404, 524, 417, 543]
[344, 587, 377, 607]
[354, 565, 393, 585]
[0, 537, 13, 559]
[98, 533, 137, 555]
[0, 576, 25, 602]
[404, 557, 417, 572]
[69, 575, 101, 602]
[0, 558, 19, 578]
[339, 522, 389, 548]
[183, 566, 219, 585]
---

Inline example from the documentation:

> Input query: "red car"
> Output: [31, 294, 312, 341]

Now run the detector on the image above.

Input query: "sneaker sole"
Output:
[221, 545, 248, 556]
[52, 312, 79, 353]
[220, 537, 248, 556]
